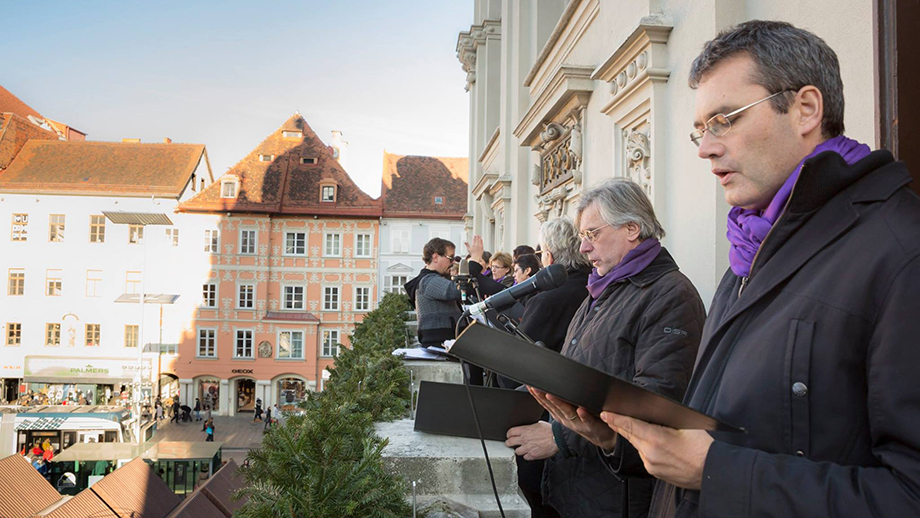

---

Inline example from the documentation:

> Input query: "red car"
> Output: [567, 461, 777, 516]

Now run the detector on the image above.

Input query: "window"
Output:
[301, 157, 316, 164]
[235, 330, 253, 358]
[8, 269, 24, 296]
[282, 130, 301, 139]
[6, 323, 21, 346]
[324, 233, 341, 256]
[278, 331, 304, 359]
[85, 324, 100, 346]
[321, 185, 335, 202]
[86, 270, 102, 297]
[165, 228, 180, 247]
[49, 214, 65, 242]
[204, 230, 219, 253]
[45, 323, 61, 346]
[384, 275, 408, 294]
[354, 286, 370, 311]
[203, 284, 217, 307]
[283, 285, 304, 310]
[46, 269, 62, 296]
[124, 325, 139, 348]
[220, 180, 238, 198]
[259, 154, 273, 162]
[11, 213, 28, 241]
[128, 224, 144, 244]
[355, 233, 372, 258]
[198, 328, 216, 357]
[126, 271, 141, 294]
[240, 229, 257, 255]
[284, 232, 306, 255]
[323, 286, 340, 311]
[392, 227, 411, 254]
[322, 330, 340, 357]
[90, 215, 106, 243]
[434, 196, 444, 204]
[238, 284, 254, 309]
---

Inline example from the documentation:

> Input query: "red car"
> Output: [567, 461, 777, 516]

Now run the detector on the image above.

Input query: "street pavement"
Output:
[149, 413, 273, 464]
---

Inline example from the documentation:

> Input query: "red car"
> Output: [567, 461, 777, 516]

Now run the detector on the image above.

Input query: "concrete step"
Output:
[376, 419, 521, 496]
[415, 494, 531, 518]
[405, 360, 464, 386]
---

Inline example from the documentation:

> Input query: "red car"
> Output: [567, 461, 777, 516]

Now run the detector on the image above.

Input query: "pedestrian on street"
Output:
[273, 403, 283, 427]
[194, 398, 201, 421]
[170, 400, 180, 424]
[263, 407, 272, 431]
[252, 399, 263, 423]
[205, 418, 214, 442]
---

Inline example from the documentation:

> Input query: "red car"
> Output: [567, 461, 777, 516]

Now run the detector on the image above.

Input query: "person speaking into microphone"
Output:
[505, 179, 706, 518]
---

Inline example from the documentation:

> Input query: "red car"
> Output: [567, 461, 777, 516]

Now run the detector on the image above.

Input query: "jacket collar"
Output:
[595, 248, 679, 302]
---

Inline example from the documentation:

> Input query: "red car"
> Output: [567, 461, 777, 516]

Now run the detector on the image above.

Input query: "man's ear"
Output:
[626, 222, 642, 241]
[793, 86, 823, 137]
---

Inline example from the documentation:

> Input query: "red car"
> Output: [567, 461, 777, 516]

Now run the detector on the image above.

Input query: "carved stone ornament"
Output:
[535, 187, 568, 222]
[626, 130, 652, 195]
[258, 341, 272, 358]
[531, 164, 542, 186]
[540, 122, 566, 143]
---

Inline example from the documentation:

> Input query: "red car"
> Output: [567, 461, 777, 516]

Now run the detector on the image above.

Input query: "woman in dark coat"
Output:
[506, 179, 706, 518]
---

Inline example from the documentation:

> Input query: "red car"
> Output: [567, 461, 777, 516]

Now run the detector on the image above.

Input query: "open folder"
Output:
[448, 322, 742, 433]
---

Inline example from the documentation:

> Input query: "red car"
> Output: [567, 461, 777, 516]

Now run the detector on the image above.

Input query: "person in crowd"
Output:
[205, 418, 214, 442]
[170, 400, 181, 424]
[481, 251, 493, 277]
[180, 404, 192, 422]
[509, 179, 706, 517]
[512, 253, 542, 298]
[405, 238, 464, 349]
[489, 252, 515, 288]
[264, 406, 272, 431]
[252, 399, 263, 423]
[273, 403, 283, 427]
[194, 398, 201, 421]
[513, 245, 536, 262]
[537, 20, 920, 518]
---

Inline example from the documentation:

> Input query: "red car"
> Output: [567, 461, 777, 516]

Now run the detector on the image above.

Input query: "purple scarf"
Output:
[726, 136, 871, 277]
[586, 238, 661, 300]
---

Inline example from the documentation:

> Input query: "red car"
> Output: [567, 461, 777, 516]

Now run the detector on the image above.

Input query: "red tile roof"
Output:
[197, 459, 247, 516]
[89, 457, 181, 517]
[0, 140, 209, 197]
[0, 454, 62, 518]
[380, 151, 468, 219]
[0, 112, 59, 169]
[179, 113, 381, 217]
[0, 85, 43, 120]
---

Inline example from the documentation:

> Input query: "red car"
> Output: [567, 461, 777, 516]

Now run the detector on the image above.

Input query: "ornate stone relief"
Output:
[626, 130, 652, 196]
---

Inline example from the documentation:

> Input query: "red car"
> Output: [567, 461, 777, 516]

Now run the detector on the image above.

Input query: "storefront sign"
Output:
[230, 369, 253, 374]
[24, 356, 152, 382]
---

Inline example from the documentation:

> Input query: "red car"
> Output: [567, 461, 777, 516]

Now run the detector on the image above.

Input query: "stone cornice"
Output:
[523, 0, 591, 88]
[456, 19, 501, 73]
[472, 171, 499, 199]
[591, 17, 673, 115]
[478, 126, 501, 165]
[514, 65, 595, 148]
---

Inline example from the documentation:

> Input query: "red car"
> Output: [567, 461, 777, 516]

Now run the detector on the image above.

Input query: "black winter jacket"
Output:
[544, 248, 706, 517]
[658, 151, 920, 518]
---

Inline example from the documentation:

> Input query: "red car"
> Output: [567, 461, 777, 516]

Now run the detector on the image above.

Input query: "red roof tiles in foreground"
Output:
[0, 455, 62, 518]
[0, 85, 43, 120]
[0, 140, 208, 197]
[179, 113, 381, 217]
[90, 457, 181, 518]
[380, 151, 468, 219]
[0, 112, 59, 169]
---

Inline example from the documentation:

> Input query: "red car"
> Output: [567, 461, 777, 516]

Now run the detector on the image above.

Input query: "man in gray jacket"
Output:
[535, 20, 920, 517]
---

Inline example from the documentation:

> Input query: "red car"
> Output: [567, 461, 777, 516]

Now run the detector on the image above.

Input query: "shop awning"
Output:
[102, 211, 173, 226]
[15, 417, 68, 431]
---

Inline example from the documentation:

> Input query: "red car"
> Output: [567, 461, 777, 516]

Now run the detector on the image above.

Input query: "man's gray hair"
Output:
[689, 20, 844, 138]
[539, 217, 591, 270]
[575, 178, 665, 240]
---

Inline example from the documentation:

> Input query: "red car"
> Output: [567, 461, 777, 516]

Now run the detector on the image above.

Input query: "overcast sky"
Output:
[3, 1, 472, 197]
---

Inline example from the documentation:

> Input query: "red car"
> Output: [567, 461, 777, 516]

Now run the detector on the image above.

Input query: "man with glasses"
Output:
[536, 20, 920, 517]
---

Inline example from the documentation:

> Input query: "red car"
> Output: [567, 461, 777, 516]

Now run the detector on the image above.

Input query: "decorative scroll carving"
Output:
[626, 130, 652, 195]
[539, 132, 580, 194]
[535, 187, 568, 223]
[540, 122, 565, 143]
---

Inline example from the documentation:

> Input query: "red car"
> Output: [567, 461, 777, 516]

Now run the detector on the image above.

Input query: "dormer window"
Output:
[282, 130, 301, 139]
[221, 179, 238, 198]
[301, 157, 316, 164]
[321, 185, 336, 203]
[331, 147, 340, 159]
[434, 196, 444, 205]
[259, 154, 273, 162]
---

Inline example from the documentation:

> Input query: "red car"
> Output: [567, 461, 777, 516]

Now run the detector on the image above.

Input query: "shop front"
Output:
[1, 359, 23, 405]
[22, 356, 154, 407]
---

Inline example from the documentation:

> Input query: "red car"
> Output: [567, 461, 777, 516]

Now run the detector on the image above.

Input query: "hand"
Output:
[505, 421, 558, 461]
[465, 235, 485, 265]
[527, 387, 618, 450]
[600, 412, 713, 490]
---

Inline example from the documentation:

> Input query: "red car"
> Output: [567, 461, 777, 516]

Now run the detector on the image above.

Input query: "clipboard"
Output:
[413, 381, 546, 441]
[448, 322, 742, 433]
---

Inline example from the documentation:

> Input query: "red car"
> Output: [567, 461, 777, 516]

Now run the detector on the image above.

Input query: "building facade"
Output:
[0, 139, 215, 407]
[378, 151, 468, 300]
[175, 114, 381, 415]
[457, 0, 878, 304]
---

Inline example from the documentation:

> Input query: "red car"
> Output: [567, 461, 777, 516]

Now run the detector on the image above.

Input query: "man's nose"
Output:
[697, 131, 724, 160]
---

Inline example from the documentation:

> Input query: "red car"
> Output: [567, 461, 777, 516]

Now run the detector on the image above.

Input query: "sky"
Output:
[3, 1, 472, 197]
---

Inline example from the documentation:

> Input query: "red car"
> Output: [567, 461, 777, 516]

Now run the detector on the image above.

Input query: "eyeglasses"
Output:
[578, 223, 612, 243]
[689, 90, 796, 147]
[491, 264, 509, 270]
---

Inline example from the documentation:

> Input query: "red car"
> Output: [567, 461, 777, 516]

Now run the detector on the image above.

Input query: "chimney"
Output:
[330, 130, 348, 170]
[163, 137, 172, 144]
[122, 138, 141, 144]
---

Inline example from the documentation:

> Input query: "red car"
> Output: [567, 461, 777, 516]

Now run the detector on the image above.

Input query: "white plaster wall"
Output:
[378, 218, 467, 300]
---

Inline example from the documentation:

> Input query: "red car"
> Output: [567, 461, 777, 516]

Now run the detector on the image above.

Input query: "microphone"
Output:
[468, 263, 567, 316]
[455, 258, 472, 303]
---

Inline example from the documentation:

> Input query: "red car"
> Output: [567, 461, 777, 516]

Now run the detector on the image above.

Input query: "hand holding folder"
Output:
[448, 322, 742, 433]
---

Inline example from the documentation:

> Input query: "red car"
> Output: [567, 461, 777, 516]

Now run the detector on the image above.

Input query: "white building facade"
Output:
[457, 0, 878, 304]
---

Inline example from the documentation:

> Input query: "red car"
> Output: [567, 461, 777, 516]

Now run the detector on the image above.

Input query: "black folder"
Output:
[448, 322, 742, 433]
[413, 380, 546, 441]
